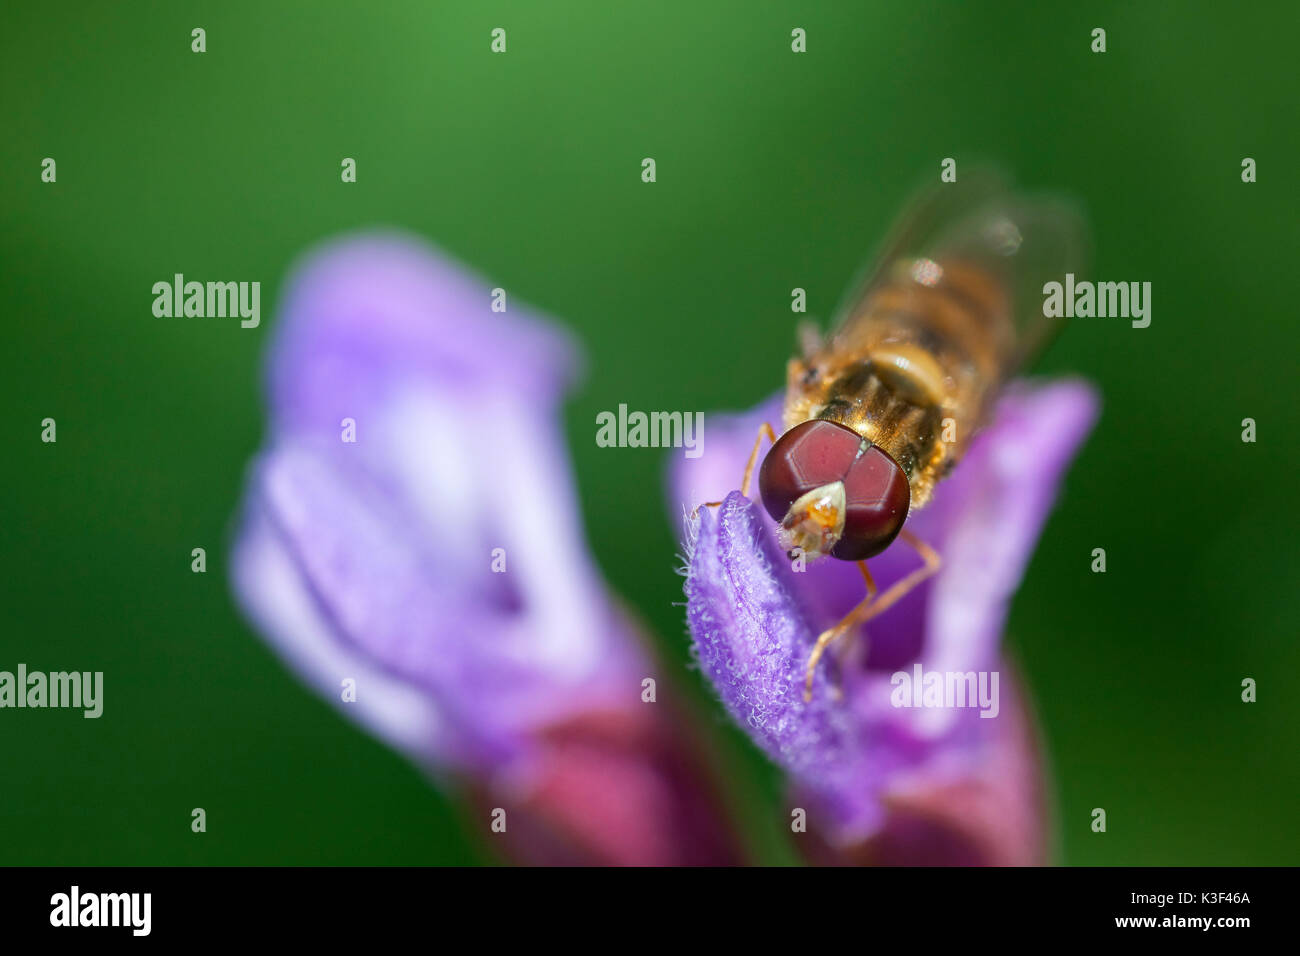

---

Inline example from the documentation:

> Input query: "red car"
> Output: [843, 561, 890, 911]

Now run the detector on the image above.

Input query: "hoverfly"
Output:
[705, 171, 1087, 700]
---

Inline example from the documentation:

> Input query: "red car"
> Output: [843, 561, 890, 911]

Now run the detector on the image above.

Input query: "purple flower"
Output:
[671, 381, 1098, 863]
[231, 233, 740, 865]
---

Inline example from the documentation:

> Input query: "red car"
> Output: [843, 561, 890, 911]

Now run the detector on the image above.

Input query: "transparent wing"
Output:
[830, 169, 1090, 373]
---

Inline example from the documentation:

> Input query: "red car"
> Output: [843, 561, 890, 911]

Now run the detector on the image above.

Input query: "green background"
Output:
[2, 1, 1296, 865]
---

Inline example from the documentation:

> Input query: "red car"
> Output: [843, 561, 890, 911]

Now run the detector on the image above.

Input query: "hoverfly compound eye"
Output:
[836, 440, 910, 560]
[758, 420, 910, 561]
[759, 420, 862, 519]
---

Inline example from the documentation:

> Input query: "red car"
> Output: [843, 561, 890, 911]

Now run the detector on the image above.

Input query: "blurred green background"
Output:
[2, 1, 1296, 865]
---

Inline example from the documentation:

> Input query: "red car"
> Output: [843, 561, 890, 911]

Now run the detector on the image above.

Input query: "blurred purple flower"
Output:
[231, 233, 740, 865]
[671, 382, 1097, 864]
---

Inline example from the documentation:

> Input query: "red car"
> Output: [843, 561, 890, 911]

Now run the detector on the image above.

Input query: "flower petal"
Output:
[800, 665, 1049, 865]
[676, 378, 1098, 845]
[268, 232, 576, 439]
[903, 379, 1099, 735]
[233, 236, 642, 770]
[684, 492, 875, 831]
[231, 234, 745, 864]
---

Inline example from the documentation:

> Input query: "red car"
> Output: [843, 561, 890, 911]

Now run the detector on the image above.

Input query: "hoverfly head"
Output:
[758, 419, 910, 561]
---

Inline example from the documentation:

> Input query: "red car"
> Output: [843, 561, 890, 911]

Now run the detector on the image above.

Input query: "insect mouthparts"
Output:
[777, 481, 847, 560]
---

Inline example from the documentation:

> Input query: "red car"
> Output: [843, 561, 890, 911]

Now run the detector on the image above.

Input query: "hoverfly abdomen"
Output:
[864, 342, 948, 407]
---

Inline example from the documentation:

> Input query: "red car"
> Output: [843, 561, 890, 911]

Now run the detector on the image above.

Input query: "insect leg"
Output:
[803, 561, 877, 702]
[740, 422, 777, 497]
[802, 531, 942, 701]
[693, 422, 776, 514]
[855, 529, 942, 627]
